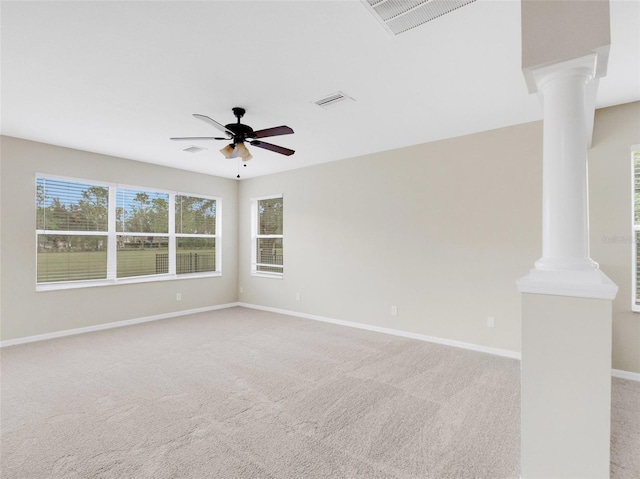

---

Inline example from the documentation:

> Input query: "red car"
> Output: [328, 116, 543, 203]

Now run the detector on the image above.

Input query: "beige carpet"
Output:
[0, 307, 638, 478]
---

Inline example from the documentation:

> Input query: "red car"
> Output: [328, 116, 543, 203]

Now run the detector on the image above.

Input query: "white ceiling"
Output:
[2, 0, 639, 180]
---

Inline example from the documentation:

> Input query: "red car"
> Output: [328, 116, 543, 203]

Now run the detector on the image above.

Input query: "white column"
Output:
[519, 3, 616, 476]
[517, 54, 618, 478]
[518, 56, 617, 296]
[534, 56, 598, 273]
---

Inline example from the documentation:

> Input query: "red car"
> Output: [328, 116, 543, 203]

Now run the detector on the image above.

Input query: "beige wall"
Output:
[238, 121, 544, 354]
[0, 136, 238, 341]
[590, 101, 640, 373]
[239, 102, 640, 372]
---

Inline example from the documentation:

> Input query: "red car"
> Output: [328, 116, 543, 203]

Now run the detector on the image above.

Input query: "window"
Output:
[175, 195, 218, 275]
[633, 148, 640, 311]
[36, 177, 109, 283]
[36, 175, 221, 290]
[116, 188, 169, 278]
[251, 195, 283, 277]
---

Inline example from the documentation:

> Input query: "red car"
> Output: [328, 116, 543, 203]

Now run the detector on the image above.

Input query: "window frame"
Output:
[36, 174, 111, 285]
[115, 185, 171, 280]
[251, 194, 284, 279]
[174, 192, 222, 278]
[35, 173, 222, 291]
[631, 147, 640, 312]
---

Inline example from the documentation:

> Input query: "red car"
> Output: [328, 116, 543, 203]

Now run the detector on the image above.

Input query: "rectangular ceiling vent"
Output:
[314, 91, 355, 109]
[364, 0, 476, 36]
[182, 146, 206, 153]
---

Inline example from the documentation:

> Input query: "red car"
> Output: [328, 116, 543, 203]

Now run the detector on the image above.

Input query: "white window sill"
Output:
[36, 271, 222, 292]
[251, 272, 283, 280]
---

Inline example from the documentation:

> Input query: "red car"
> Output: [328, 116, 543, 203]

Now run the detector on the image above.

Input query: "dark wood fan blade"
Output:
[170, 136, 228, 141]
[252, 125, 294, 139]
[250, 140, 295, 156]
[193, 114, 234, 136]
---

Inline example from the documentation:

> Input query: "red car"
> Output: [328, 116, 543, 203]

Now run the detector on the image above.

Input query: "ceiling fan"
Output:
[171, 107, 295, 161]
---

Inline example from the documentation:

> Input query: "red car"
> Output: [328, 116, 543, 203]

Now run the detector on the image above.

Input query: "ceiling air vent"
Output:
[363, 0, 476, 36]
[314, 91, 355, 109]
[182, 146, 206, 153]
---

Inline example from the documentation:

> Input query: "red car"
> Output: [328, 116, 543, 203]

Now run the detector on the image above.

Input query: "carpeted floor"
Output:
[1, 307, 638, 478]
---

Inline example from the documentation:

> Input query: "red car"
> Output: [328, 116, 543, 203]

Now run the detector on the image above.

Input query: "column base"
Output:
[521, 292, 613, 478]
[534, 256, 599, 272]
[517, 268, 618, 300]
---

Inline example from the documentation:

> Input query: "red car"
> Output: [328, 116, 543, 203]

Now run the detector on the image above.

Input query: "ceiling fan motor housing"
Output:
[225, 122, 255, 144]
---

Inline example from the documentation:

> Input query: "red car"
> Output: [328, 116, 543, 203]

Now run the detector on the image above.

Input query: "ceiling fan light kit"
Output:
[235, 142, 252, 161]
[171, 107, 294, 165]
[220, 144, 237, 159]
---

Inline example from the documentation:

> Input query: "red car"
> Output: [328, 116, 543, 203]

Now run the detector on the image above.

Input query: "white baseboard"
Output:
[238, 302, 522, 360]
[612, 369, 640, 382]
[0, 302, 240, 348]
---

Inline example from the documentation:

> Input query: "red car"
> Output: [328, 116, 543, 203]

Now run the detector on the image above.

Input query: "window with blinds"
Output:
[35, 175, 221, 289]
[36, 177, 109, 283]
[175, 195, 217, 274]
[633, 150, 640, 310]
[251, 195, 283, 277]
[116, 188, 169, 278]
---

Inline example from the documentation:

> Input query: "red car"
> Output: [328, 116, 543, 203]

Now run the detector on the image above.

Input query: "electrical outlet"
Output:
[487, 316, 495, 328]
[176, 293, 182, 301]
[391, 305, 398, 316]
[296, 292, 301, 301]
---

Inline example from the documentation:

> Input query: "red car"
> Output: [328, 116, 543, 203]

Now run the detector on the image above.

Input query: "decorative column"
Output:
[518, 2, 617, 477]
[519, 54, 618, 296]
[535, 55, 598, 273]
